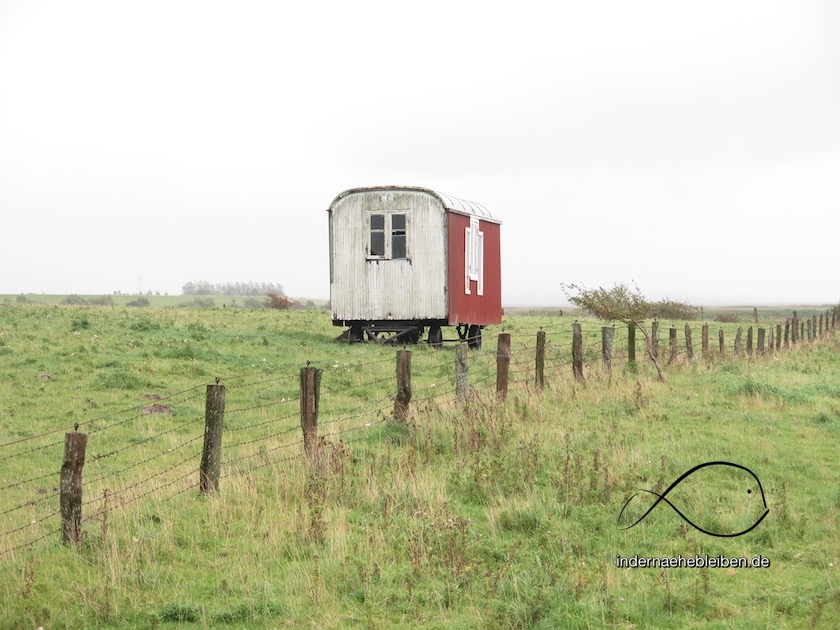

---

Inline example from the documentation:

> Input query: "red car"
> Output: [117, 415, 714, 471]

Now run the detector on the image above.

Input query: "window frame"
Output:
[367, 212, 409, 261]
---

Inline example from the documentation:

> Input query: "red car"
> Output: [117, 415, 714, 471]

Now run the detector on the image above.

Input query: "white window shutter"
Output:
[468, 217, 480, 281]
[464, 226, 471, 295]
[477, 231, 484, 296]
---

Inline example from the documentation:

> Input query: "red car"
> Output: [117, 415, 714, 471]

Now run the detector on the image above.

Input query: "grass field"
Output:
[0, 301, 839, 628]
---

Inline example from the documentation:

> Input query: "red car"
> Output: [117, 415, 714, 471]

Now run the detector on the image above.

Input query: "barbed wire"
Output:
[0, 526, 62, 560]
[84, 447, 202, 519]
[223, 393, 300, 416]
[224, 424, 301, 451]
[84, 434, 205, 490]
[0, 506, 60, 539]
[225, 409, 300, 435]
[2, 318, 834, 557]
[0, 384, 206, 452]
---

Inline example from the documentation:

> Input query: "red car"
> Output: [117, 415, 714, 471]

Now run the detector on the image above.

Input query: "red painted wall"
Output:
[446, 212, 502, 325]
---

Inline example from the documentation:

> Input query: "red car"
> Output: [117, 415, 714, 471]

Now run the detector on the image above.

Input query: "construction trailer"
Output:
[327, 186, 502, 347]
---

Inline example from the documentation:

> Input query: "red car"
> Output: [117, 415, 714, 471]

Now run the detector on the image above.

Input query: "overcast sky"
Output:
[1, 1, 838, 306]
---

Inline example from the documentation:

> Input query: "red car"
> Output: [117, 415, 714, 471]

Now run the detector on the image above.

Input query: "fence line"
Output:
[1, 306, 836, 557]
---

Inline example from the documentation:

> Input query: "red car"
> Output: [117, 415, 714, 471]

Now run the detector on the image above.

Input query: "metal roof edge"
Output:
[326, 185, 500, 223]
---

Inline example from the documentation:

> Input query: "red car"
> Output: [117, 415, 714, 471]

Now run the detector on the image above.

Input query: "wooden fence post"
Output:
[497, 333, 511, 398]
[60, 432, 88, 546]
[684, 324, 694, 361]
[300, 367, 322, 455]
[791, 317, 798, 344]
[628, 324, 636, 368]
[768, 327, 773, 353]
[535, 331, 546, 391]
[819, 314, 824, 336]
[200, 382, 226, 493]
[651, 321, 660, 360]
[572, 324, 584, 382]
[784, 319, 790, 348]
[455, 343, 469, 403]
[734, 327, 743, 356]
[668, 327, 678, 364]
[758, 327, 766, 354]
[602, 326, 614, 374]
[807, 318, 813, 342]
[800, 321, 805, 342]
[776, 324, 782, 350]
[701, 324, 709, 358]
[718, 328, 725, 356]
[394, 351, 412, 421]
[747, 326, 754, 356]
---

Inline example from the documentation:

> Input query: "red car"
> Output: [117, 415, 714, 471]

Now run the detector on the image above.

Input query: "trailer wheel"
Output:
[467, 325, 482, 350]
[428, 325, 443, 349]
[348, 324, 363, 343]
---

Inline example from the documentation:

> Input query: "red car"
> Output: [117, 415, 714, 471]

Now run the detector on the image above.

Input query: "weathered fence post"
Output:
[800, 321, 805, 342]
[628, 324, 636, 369]
[807, 318, 813, 342]
[776, 324, 782, 350]
[719, 328, 725, 356]
[734, 327, 743, 356]
[819, 314, 824, 336]
[651, 321, 660, 360]
[768, 327, 773, 353]
[747, 326, 754, 356]
[602, 326, 614, 374]
[572, 323, 584, 382]
[60, 432, 88, 546]
[784, 319, 790, 348]
[791, 317, 798, 344]
[684, 324, 694, 361]
[758, 327, 766, 354]
[496, 333, 511, 398]
[455, 343, 469, 403]
[535, 331, 546, 391]
[200, 382, 226, 493]
[668, 327, 678, 364]
[300, 366, 322, 456]
[701, 324, 709, 358]
[394, 350, 412, 421]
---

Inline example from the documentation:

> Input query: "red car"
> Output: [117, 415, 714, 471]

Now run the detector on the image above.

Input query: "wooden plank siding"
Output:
[329, 189, 448, 322]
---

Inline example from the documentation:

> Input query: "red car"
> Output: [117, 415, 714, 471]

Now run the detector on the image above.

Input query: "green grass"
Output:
[0, 303, 839, 628]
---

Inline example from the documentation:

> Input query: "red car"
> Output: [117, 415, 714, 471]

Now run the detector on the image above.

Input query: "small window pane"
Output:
[371, 232, 385, 256]
[371, 214, 384, 230]
[392, 234, 406, 259]
[391, 214, 405, 230]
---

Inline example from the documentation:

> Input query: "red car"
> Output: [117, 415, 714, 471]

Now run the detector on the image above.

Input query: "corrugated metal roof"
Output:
[327, 186, 499, 223]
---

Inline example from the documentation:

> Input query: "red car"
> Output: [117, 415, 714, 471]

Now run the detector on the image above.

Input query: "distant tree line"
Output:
[181, 281, 285, 296]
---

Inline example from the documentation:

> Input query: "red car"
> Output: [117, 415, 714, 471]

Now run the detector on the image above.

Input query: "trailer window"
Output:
[370, 214, 385, 257]
[369, 213, 407, 259]
[391, 214, 406, 259]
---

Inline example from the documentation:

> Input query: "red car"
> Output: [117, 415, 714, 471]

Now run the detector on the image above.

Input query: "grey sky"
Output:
[1, 1, 838, 306]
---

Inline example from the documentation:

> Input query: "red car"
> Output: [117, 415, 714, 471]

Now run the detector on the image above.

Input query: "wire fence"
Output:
[1, 308, 837, 558]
